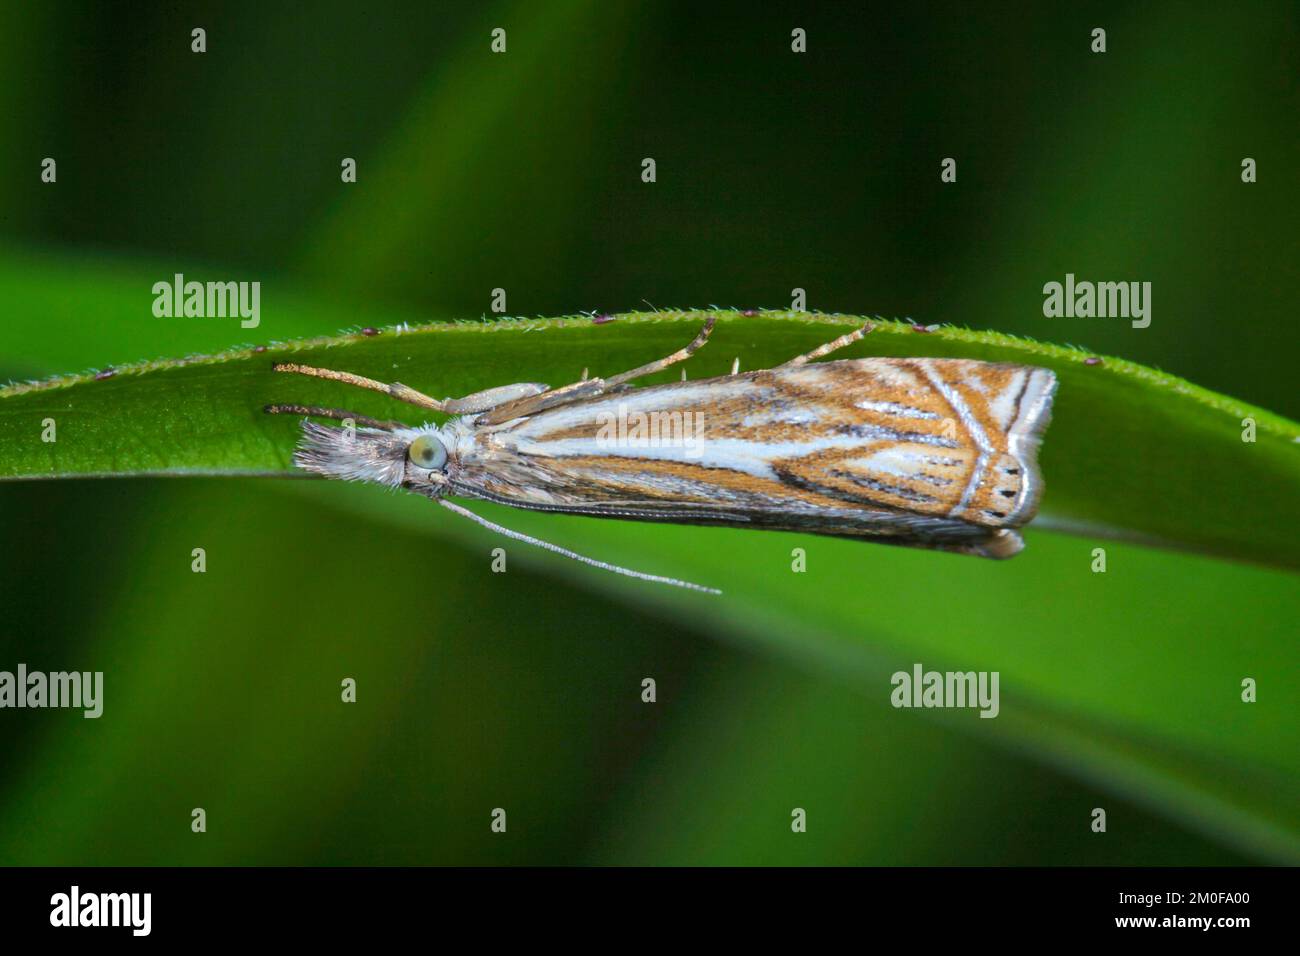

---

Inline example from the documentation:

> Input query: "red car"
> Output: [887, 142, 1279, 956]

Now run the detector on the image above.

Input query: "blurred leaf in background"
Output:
[0, 0, 1296, 865]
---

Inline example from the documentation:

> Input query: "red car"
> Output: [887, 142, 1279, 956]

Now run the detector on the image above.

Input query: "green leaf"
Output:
[4, 304, 1296, 861]
[3, 308, 1297, 569]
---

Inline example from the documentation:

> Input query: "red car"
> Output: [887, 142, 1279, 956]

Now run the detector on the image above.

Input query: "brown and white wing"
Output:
[445, 358, 1056, 558]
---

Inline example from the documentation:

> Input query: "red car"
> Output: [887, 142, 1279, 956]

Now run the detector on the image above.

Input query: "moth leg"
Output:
[778, 322, 873, 368]
[439, 382, 550, 414]
[263, 404, 401, 430]
[273, 363, 444, 410]
[272, 362, 547, 414]
[601, 314, 716, 387]
[477, 378, 611, 424]
[479, 316, 716, 425]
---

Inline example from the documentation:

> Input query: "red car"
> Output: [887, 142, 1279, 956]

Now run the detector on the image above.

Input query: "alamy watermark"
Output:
[595, 402, 706, 458]
[1043, 273, 1150, 328]
[50, 886, 150, 936]
[0, 664, 103, 718]
[890, 663, 999, 718]
[152, 273, 260, 328]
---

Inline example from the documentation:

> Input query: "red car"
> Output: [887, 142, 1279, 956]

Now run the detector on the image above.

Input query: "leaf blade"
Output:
[4, 309, 1297, 569]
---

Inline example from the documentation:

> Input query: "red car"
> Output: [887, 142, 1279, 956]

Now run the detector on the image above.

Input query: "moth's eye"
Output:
[407, 434, 447, 470]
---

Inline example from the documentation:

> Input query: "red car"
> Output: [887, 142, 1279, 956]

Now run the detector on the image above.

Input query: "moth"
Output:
[265, 318, 1056, 594]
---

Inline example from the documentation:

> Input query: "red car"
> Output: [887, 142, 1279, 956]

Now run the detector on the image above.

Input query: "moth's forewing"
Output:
[769, 359, 1057, 528]
[447, 358, 1056, 558]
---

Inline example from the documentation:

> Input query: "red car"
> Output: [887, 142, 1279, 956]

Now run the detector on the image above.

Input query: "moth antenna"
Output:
[437, 498, 721, 595]
[263, 404, 400, 430]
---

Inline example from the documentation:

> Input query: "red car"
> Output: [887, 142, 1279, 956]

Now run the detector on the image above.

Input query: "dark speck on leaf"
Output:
[1084, 356, 1103, 366]
[361, 327, 380, 336]
[741, 309, 758, 317]
[253, 345, 267, 353]
[94, 368, 116, 381]
[911, 324, 939, 334]
[592, 314, 616, 325]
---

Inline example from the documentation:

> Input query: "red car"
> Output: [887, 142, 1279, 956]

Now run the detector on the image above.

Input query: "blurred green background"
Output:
[0, 1, 1296, 865]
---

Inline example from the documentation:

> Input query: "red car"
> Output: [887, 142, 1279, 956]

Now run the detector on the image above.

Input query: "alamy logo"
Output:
[1042, 273, 1150, 328]
[0, 664, 103, 718]
[50, 886, 151, 936]
[890, 663, 1000, 718]
[595, 402, 705, 458]
[152, 272, 260, 328]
